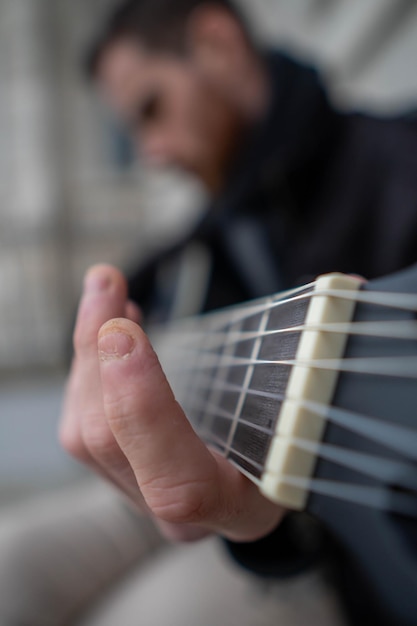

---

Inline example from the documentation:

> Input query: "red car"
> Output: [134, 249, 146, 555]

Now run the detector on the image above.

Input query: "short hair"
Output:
[86, 0, 253, 78]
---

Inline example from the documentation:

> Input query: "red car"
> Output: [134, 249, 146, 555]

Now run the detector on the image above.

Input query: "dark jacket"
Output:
[127, 51, 417, 626]
[129, 51, 417, 317]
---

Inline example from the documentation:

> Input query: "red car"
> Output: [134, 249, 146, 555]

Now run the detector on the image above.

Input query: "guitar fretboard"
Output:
[177, 288, 310, 476]
[155, 278, 326, 473]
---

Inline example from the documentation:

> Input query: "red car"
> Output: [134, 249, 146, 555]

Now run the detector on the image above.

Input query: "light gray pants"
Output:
[0, 480, 347, 626]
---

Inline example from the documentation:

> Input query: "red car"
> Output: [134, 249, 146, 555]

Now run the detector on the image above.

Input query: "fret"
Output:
[198, 320, 229, 436]
[156, 273, 360, 505]
[268, 286, 313, 329]
[200, 317, 242, 455]
[226, 297, 310, 477]
[201, 300, 271, 459]
[187, 321, 212, 431]
[224, 298, 272, 477]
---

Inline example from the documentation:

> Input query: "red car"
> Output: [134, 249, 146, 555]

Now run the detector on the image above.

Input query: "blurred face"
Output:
[97, 39, 244, 192]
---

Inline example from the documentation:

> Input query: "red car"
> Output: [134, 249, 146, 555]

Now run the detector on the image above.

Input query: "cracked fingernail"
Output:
[98, 330, 135, 360]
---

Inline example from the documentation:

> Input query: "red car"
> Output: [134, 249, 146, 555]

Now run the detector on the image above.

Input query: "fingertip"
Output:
[98, 317, 143, 341]
[125, 300, 143, 325]
[74, 269, 129, 357]
[83, 264, 127, 296]
[98, 318, 155, 368]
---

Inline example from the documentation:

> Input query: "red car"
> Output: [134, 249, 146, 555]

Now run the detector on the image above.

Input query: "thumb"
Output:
[98, 318, 222, 524]
[97, 319, 285, 540]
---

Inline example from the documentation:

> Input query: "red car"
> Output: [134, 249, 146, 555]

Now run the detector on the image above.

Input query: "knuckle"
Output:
[82, 421, 118, 463]
[145, 479, 215, 525]
[102, 393, 127, 424]
[59, 424, 90, 464]
[102, 390, 143, 436]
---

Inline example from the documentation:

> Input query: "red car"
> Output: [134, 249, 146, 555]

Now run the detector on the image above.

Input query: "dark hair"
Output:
[86, 0, 253, 77]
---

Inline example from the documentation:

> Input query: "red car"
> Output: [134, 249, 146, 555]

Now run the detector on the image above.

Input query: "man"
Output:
[2, 1, 417, 624]
[60, 0, 417, 621]
[85, 0, 417, 317]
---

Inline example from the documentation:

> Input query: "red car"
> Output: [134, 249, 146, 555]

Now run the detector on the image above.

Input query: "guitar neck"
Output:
[154, 265, 417, 625]
[154, 273, 361, 509]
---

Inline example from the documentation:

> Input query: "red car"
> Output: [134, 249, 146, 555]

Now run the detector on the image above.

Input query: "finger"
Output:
[74, 265, 128, 359]
[60, 266, 151, 509]
[125, 300, 143, 325]
[60, 266, 129, 467]
[60, 265, 127, 456]
[98, 319, 285, 541]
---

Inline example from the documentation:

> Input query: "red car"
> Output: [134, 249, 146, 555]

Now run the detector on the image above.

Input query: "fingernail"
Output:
[84, 270, 111, 294]
[98, 330, 135, 360]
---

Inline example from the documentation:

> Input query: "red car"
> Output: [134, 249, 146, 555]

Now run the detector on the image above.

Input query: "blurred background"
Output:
[1, 0, 417, 504]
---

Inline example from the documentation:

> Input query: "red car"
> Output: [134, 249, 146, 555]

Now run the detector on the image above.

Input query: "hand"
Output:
[60, 264, 285, 542]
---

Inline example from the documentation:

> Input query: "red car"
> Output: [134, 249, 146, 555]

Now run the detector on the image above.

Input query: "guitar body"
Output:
[310, 265, 417, 626]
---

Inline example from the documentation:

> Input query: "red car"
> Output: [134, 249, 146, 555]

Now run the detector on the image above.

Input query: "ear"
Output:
[186, 4, 250, 81]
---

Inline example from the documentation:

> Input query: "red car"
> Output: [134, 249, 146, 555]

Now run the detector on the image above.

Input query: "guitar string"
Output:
[308, 288, 417, 311]
[290, 396, 417, 461]
[199, 423, 414, 495]
[198, 426, 417, 518]
[182, 394, 417, 491]
[168, 365, 417, 471]
[163, 352, 417, 379]
[198, 287, 417, 331]
[172, 373, 417, 461]
[199, 431, 417, 519]
[158, 320, 417, 353]
[157, 286, 417, 337]
[160, 283, 315, 334]
[155, 283, 417, 514]
[285, 436, 417, 490]
[277, 475, 417, 517]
